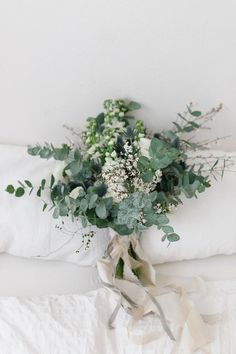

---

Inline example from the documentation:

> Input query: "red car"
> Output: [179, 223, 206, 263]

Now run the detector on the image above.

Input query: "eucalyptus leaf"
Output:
[53, 207, 60, 219]
[15, 187, 25, 197]
[88, 194, 98, 209]
[6, 185, 15, 194]
[127, 101, 141, 111]
[24, 180, 33, 188]
[80, 199, 88, 212]
[95, 201, 107, 219]
[167, 233, 180, 242]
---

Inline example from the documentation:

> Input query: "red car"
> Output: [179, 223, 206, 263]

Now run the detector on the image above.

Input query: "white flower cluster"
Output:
[102, 142, 163, 202]
[102, 159, 128, 202]
[154, 202, 176, 215]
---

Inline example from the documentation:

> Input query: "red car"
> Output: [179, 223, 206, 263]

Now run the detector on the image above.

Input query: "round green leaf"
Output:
[167, 233, 180, 242]
[15, 187, 25, 197]
[191, 110, 201, 117]
[6, 185, 15, 194]
[95, 201, 107, 219]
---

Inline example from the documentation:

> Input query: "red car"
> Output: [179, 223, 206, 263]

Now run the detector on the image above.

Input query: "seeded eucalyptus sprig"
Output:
[6, 99, 230, 244]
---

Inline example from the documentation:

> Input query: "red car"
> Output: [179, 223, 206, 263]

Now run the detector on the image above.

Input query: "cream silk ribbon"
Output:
[97, 235, 221, 354]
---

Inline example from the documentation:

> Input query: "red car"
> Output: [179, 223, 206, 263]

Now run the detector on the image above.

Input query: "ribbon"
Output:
[97, 235, 222, 353]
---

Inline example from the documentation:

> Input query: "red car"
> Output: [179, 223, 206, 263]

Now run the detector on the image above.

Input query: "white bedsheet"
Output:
[0, 282, 235, 354]
[1, 253, 236, 353]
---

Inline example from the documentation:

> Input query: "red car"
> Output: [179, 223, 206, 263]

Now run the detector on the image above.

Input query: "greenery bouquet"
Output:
[6, 99, 231, 274]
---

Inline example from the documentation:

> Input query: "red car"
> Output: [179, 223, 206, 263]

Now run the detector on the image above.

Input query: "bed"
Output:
[1, 143, 236, 353]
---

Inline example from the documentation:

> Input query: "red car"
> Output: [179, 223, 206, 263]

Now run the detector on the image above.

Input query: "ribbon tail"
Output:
[147, 291, 176, 341]
[108, 301, 122, 330]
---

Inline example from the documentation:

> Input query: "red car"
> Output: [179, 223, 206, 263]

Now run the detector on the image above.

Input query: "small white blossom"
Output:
[168, 204, 176, 213]
[69, 186, 84, 199]
[138, 137, 152, 158]
[154, 203, 162, 214]
[154, 169, 162, 183]
[108, 118, 126, 130]
[110, 151, 117, 158]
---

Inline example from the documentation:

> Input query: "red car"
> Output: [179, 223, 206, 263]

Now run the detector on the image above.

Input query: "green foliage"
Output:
[6, 99, 223, 245]
[28, 144, 71, 161]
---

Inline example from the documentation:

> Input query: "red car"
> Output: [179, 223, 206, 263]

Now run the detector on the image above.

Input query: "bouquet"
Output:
[6, 99, 227, 244]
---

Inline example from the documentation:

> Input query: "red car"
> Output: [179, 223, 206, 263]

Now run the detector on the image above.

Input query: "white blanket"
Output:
[0, 280, 236, 354]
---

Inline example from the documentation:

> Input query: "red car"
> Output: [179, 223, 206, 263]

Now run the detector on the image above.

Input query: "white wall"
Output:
[0, 0, 236, 150]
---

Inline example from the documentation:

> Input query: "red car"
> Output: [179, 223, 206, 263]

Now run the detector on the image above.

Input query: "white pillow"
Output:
[0, 144, 110, 266]
[140, 151, 236, 264]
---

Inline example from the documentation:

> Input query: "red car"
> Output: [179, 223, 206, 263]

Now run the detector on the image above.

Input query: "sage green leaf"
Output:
[80, 216, 88, 228]
[37, 187, 42, 197]
[151, 156, 173, 169]
[137, 156, 150, 171]
[50, 175, 55, 188]
[39, 148, 52, 159]
[162, 225, 174, 234]
[141, 170, 154, 183]
[74, 148, 81, 161]
[6, 185, 15, 194]
[161, 234, 167, 242]
[95, 201, 107, 219]
[42, 203, 47, 211]
[198, 184, 205, 193]
[149, 191, 157, 202]
[27, 145, 41, 156]
[127, 101, 141, 111]
[53, 144, 70, 161]
[68, 161, 82, 175]
[59, 204, 69, 216]
[41, 179, 46, 190]
[95, 218, 109, 229]
[15, 187, 25, 197]
[149, 138, 164, 157]
[149, 138, 179, 169]
[88, 194, 98, 209]
[53, 207, 60, 219]
[24, 180, 33, 188]
[80, 199, 88, 212]
[144, 212, 159, 225]
[167, 233, 180, 242]
[103, 197, 113, 210]
[156, 214, 169, 226]
[190, 110, 201, 117]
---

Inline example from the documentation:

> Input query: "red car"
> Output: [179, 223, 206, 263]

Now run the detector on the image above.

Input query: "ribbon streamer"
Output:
[97, 235, 221, 353]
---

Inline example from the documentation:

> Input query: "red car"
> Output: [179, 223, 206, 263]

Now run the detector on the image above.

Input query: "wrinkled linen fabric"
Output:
[0, 280, 236, 354]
